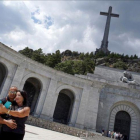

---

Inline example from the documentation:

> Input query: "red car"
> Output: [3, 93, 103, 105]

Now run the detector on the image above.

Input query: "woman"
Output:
[0, 90, 30, 140]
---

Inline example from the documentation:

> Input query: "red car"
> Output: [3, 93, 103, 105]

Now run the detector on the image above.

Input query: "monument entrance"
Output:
[0, 63, 7, 92]
[114, 111, 131, 140]
[53, 89, 74, 124]
[23, 77, 41, 114]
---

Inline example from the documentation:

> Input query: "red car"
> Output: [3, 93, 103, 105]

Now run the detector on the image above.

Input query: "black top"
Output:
[2, 116, 28, 134]
[2, 106, 28, 134]
[0, 97, 28, 134]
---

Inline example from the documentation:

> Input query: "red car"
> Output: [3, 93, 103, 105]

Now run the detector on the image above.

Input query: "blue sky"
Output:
[0, 1, 140, 56]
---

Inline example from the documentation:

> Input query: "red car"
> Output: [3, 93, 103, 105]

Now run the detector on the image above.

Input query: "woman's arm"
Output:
[0, 105, 30, 118]
[9, 107, 30, 118]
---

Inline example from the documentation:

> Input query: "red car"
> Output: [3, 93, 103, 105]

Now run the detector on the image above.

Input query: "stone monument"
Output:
[95, 6, 119, 54]
[1, 43, 140, 140]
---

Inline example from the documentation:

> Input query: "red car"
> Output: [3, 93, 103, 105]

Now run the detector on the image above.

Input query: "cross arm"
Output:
[100, 12, 108, 16]
[100, 12, 119, 18]
[111, 13, 119, 18]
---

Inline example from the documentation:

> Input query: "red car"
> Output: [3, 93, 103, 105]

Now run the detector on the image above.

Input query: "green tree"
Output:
[72, 51, 79, 57]
[55, 59, 95, 75]
[113, 61, 128, 70]
[55, 60, 74, 74]
[121, 53, 124, 59]
[79, 53, 85, 60]
[89, 52, 95, 59]
[46, 50, 61, 68]
[95, 51, 106, 58]
[134, 54, 138, 59]
[130, 55, 134, 60]
[124, 54, 129, 59]
[19, 47, 33, 58]
[114, 53, 121, 59]
[85, 52, 89, 58]
[31, 48, 46, 64]
[108, 52, 115, 58]
[83, 58, 95, 74]
[73, 60, 86, 75]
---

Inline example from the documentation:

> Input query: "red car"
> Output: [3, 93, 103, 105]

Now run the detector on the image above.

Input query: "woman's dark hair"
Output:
[17, 90, 28, 106]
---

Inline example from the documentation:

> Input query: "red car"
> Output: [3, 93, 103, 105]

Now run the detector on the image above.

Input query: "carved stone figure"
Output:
[120, 71, 139, 86]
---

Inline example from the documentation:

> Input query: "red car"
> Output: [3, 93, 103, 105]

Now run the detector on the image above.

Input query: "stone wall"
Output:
[0, 42, 100, 131]
[96, 85, 140, 140]
[26, 115, 95, 138]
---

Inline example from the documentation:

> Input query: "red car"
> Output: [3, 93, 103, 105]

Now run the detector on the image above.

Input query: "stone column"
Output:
[10, 62, 26, 88]
[0, 65, 18, 98]
[34, 78, 51, 117]
[0, 75, 14, 98]
[84, 87, 100, 131]
[68, 99, 81, 126]
[40, 79, 58, 120]
[75, 84, 90, 129]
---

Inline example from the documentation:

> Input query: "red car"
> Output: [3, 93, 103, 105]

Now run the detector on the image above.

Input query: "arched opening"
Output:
[0, 62, 7, 93]
[53, 89, 74, 124]
[23, 77, 42, 114]
[114, 111, 131, 140]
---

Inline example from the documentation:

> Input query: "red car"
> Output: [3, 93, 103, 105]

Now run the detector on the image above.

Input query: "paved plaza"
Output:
[24, 124, 111, 140]
[24, 124, 83, 140]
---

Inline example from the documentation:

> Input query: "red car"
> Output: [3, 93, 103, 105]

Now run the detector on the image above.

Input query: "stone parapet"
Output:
[26, 115, 95, 138]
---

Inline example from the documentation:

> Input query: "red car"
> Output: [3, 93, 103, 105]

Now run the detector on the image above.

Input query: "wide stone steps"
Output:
[85, 135, 111, 140]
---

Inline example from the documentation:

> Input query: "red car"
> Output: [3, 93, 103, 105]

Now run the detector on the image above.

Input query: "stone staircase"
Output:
[85, 135, 112, 140]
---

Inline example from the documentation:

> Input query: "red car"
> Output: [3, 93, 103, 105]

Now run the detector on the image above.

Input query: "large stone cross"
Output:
[96, 6, 119, 54]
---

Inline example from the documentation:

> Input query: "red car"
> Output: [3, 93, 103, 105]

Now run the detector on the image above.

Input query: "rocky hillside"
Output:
[95, 57, 140, 72]
[61, 50, 140, 73]
[19, 47, 140, 75]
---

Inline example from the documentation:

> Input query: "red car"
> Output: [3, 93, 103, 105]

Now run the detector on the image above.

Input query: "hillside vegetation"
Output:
[19, 48, 140, 75]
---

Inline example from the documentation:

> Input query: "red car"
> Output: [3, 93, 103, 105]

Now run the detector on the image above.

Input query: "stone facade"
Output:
[76, 66, 140, 140]
[0, 42, 140, 140]
[0, 42, 100, 132]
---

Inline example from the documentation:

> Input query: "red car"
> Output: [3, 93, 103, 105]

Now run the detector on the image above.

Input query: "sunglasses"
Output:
[9, 91, 17, 94]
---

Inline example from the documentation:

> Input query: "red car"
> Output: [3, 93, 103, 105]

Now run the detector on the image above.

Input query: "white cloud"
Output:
[0, 1, 140, 56]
